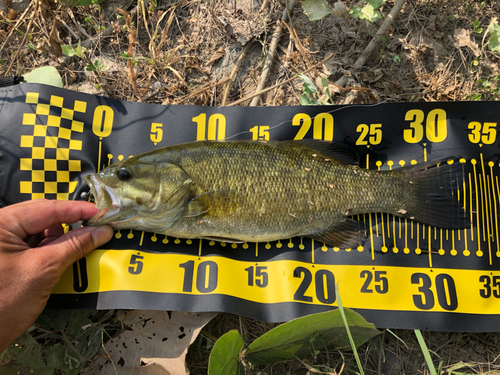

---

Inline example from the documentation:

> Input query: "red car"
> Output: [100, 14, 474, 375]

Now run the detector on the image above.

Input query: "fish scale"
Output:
[84, 140, 469, 248]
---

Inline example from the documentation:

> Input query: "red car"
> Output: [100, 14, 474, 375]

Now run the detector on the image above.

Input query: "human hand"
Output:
[0, 199, 114, 352]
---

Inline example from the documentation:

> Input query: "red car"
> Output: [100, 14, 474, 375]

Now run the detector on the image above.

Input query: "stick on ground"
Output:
[335, 0, 408, 87]
[249, 0, 297, 106]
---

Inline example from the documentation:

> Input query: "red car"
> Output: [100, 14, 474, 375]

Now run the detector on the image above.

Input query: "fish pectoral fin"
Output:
[308, 218, 365, 249]
[202, 236, 245, 244]
[185, 190, 238, 218]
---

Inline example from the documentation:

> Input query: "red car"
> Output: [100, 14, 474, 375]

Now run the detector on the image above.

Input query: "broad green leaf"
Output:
[23, 66, 63, 88]
[302, 0, 334, 22]
[350, 0, 386, 23]
[36, 310, 105, 373]
[61, 44, 76, 57]
[0, 331, 54, 375]
[300, 93, 318, 106]
[487, 19, 500, 53]
[62, 41, 87, 58]
[298, 73, 318, 94]
[244, 309, 380, 366]
[208, 330, 245, 375]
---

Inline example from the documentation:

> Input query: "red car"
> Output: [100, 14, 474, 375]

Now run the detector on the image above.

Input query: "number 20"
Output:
[292, 113, 333, 141]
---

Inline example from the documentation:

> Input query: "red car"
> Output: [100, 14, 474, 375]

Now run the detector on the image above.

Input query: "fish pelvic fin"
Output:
[307, 218, 365, 249]
[396, 157, 470, 229]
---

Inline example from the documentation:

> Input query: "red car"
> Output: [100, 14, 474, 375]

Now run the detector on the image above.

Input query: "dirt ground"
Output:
[1, 0, 500, 373]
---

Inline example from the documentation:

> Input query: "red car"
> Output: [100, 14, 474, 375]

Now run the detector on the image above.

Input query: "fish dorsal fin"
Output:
[185, 190, 238, 218]
[307, 218, 365, 249]
[280, 140, 359, 165]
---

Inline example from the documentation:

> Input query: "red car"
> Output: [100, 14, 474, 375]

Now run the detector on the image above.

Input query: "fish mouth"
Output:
[83, 174, 125, 226]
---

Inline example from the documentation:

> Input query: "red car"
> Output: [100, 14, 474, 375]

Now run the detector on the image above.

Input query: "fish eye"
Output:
[117, 167, 132, 181]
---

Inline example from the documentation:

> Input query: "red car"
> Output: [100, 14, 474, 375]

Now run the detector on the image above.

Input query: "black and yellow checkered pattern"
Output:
[19, 92, 87, 200]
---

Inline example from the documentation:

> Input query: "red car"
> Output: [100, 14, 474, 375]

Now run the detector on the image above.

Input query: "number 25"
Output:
[356, 124, 382, 145]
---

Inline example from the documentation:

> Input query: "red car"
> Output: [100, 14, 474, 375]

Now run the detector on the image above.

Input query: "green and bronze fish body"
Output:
[84, 140, 468, 248]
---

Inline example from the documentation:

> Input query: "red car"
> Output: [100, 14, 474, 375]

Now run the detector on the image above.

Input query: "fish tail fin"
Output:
[397, 158, 470, 229]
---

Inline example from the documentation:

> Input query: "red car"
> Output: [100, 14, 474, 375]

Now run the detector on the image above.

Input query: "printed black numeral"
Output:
[360, 270, 388, 294]
[435, 274, 458, 311]
[196, 261, 218, 293]
[179, 260, 218, 293]
[245, 266, 269, 288]
[179, 260, 195, 292]
[411, 273, 434, 310]
[411, 273, 458, 311]
[73, 258, 89, 293]
[479, 275, 500, 298]
[293, 267, 336, 304]
[293, 267, 313, 302]
[128, 254, 144, 275]
[315, 270, 336, 304]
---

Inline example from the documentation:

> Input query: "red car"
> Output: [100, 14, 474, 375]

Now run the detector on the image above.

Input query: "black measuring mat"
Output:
[0, 83, 499, 331]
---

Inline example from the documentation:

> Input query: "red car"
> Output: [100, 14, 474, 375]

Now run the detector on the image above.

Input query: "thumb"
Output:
[45, 225, 114, 269]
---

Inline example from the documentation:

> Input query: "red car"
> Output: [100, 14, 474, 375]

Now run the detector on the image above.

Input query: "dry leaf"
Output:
[94, 311, 217, 375]
[454, 28, 481, 56]
[322, 52, 340, 76]
[332, 1, 348, 18]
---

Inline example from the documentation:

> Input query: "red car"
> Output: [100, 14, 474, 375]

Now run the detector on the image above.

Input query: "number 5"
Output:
[150, 123, 163, 145]
[129, 254, 144, 275]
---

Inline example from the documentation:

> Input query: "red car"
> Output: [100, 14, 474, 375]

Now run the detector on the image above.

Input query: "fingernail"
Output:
[92, 225, 114, 247]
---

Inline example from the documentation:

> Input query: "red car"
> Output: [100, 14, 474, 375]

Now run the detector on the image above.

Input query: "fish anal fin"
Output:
[307, 218, 365, 249]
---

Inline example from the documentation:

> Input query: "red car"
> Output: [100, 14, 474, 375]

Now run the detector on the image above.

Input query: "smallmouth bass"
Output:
[83, 140, 468, 248]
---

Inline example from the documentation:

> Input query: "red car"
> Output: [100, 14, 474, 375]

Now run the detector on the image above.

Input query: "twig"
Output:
[283, 1, 312, 67]
[58, 6, 140, 70]
[67, 8, 91, 39]
[377, 330, 385, 375]
[173, 77, 230, 105]
[5, 4, 36, 76]
[249, 0, 297, 106]
[281, 21, 311, 67]
[0, 1, 33, 56]
[221, 0, 278, 105]
[335, 0, 408, 87]
[118, 8, 143, 101]
[227, 54, 334, 106]
[153, 0, 188, 58]
[260, 0, 270, 12]
[140, 0, 152, 41]
[221, 42, 252, 106]
[57, 16, 80, 40]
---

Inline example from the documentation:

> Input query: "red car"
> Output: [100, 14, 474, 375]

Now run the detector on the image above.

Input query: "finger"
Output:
[25, 233, 43, 248]
[37, 236, 61, 247]
[43, 224, 65, 239]
[0, 199, 98, 239]
[24, 225, 65, 248]
[40, 225, 114, 269]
